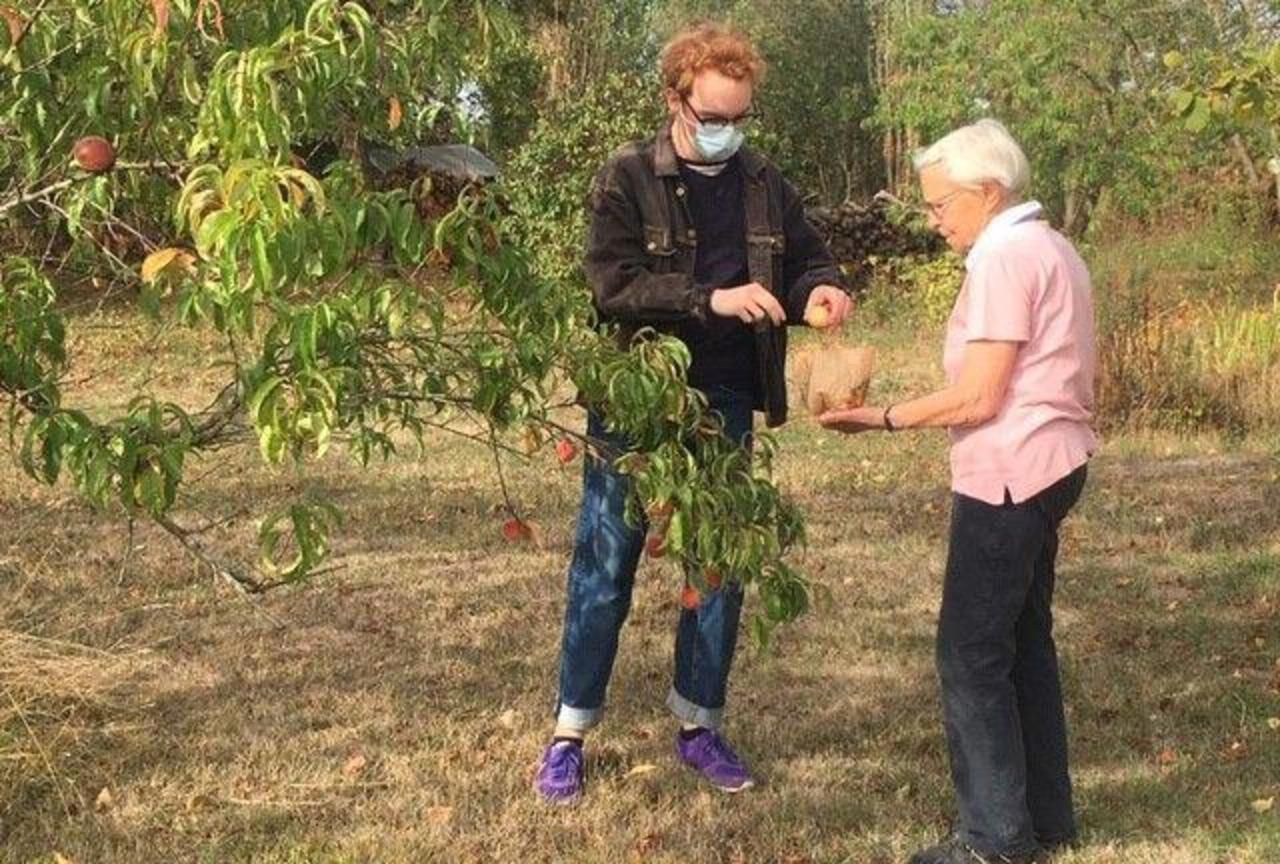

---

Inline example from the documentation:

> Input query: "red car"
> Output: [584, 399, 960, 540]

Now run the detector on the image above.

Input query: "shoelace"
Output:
[546, 743, 582, 782]
[699, 732, 740, 767]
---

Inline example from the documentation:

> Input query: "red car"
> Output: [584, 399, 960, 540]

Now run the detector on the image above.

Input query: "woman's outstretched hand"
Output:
[817, 405, 885, 435]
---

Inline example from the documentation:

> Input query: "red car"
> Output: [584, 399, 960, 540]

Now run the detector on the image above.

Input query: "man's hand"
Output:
[710, 282, 786, 326]
[804, 284, 854, 329]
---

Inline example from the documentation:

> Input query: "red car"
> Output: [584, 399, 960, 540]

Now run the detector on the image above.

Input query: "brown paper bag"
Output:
[792, 344, 875, 415]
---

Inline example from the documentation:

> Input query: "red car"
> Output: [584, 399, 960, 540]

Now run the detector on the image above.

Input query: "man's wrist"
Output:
[693, 284, 716, 322]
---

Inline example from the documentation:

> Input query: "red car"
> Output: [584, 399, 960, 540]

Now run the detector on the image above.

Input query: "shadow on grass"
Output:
[1, 448, 1276, 861]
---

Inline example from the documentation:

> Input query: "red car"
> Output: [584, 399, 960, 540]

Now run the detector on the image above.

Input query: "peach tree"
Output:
[0, 0, 810, 638]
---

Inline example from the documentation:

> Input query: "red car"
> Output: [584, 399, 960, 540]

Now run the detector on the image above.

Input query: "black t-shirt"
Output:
[675, 157, 757, 396]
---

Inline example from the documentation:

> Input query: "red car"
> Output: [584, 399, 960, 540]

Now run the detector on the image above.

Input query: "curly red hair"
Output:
[659, 21, 766, 96]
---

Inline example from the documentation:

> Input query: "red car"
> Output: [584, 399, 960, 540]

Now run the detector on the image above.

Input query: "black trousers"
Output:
[937, 465, 1088, 856]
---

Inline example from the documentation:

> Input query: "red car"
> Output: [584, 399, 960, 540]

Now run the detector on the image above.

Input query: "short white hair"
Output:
[913, 118, 1030, 196]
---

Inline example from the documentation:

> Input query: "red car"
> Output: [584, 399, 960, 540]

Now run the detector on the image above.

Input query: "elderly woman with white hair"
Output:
[820, 119, 1096, 864]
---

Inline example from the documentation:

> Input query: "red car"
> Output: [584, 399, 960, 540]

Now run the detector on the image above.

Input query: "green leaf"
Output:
[250, 227, 274, 291]
[196, 210, 239, 257]
[248, 375, 285, 425]
[666, 507, 686, 551]
[750, 615, 773, 649]
[258, 423, 283, 464]
[1185, 96, 1213, 132]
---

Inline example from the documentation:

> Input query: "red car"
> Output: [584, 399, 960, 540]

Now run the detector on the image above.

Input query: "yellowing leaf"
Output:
[195, 0, 225, 40]
[140, 247, 195, 283]
[342, 753, 368, 777]
[152, 0, 170, 37]
[1252, 797, 1275, 813]
[1267, 717, 1280, 731]
[2, 8, 26, 44]
[388, 97, 403, 131]
[624, 762, 658, 779]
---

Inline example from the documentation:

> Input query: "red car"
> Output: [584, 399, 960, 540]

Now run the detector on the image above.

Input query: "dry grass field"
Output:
[2, 307, 1277, 863]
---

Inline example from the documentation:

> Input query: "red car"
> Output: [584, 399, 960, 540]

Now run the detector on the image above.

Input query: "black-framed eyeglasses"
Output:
[681, 95, 761, 130]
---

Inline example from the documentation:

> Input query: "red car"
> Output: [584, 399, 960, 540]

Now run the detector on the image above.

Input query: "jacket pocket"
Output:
[642, 224, 675, 257]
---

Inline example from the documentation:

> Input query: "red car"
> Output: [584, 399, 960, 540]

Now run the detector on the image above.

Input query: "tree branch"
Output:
[9, 0, 52, 52]
[0, 178, 76, 217]
[151, 513, 290, 626]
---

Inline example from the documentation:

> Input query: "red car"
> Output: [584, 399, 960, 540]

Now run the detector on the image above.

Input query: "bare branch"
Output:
[0, 178, 76, 218]
[151, 513, 288, 627]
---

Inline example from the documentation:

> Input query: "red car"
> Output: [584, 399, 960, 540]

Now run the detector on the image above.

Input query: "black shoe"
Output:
[908, 836, 1040, 864]
[1035, 836, 1077, 859]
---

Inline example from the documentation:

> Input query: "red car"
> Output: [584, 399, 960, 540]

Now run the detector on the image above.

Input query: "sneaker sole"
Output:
[535, 786, 582, 806]
[711, 777, 756, 794]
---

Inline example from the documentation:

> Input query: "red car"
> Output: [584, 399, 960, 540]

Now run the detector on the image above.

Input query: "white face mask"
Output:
[678, 95, 750, 163]
[693, 121, 745, 163]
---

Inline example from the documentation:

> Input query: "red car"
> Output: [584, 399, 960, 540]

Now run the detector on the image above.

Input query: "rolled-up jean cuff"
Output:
[666, 687, 724, 730]
[555, 703, 603, 732]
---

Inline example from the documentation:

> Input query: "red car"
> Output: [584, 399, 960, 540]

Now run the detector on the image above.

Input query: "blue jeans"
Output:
[937, 466, 1087, 856]
[554, 387, 754, 732]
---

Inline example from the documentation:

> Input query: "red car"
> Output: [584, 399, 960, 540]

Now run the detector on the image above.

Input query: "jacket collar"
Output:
[654, 118, 766, 179]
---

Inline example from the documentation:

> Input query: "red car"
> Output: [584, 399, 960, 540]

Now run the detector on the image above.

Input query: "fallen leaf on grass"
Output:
[426, 805, 453, 826]
[1267, 717, 1280, 731]
[343, 753, 368, 777]
[1252, 797, 1275, 814]
[1156, 748, 1178, 766]
[633, 832, 661, 855]
[185, 792, 216, 812]
[95, 787, 113, 812]
[1222, 740, 1249, 762]
[624, 763, 658, 779]
[498, 708, 518, 730]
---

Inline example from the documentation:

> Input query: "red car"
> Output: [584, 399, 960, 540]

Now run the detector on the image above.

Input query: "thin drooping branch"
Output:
[33, 198, 136, 282]
[487, 423, 520, 519]
[151, 513, 292, 628]
[135, 5, 202, 172]
[9, 0, 52, 51]
[0, 178, 76, 218]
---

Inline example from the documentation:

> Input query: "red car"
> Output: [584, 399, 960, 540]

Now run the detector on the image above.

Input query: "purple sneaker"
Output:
[535, 740, 584, 804]
[674, 729, 756, 792]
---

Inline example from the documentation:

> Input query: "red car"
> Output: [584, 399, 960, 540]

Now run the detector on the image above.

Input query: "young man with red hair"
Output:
[536, 21, 852, 804]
